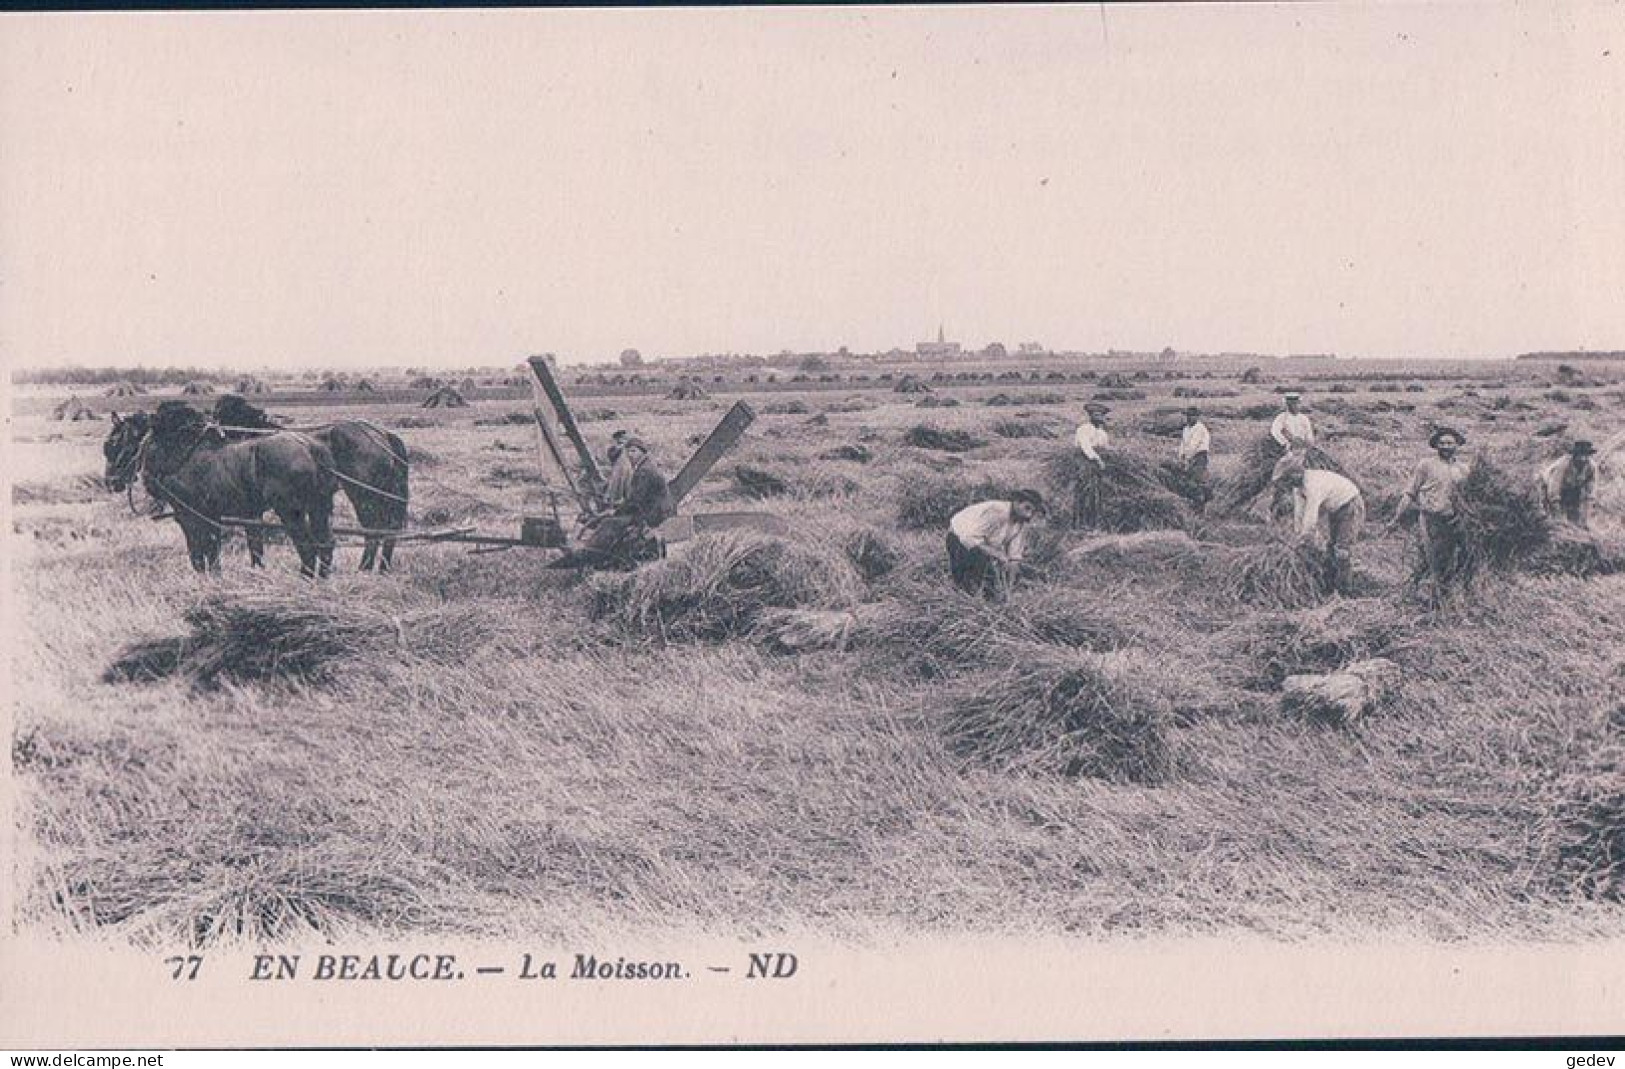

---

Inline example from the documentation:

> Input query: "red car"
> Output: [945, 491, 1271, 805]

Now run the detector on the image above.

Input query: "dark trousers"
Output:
[1185, 451, 1211, 511]
[1073, 465, 1103, 528]
[947, 532, 999, 598]
[1416, 511, 1465, 604]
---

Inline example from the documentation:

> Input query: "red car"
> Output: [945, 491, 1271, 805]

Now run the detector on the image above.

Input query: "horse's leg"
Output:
[205, 530, 224, 575]
[278, 508, 317, 578]
[309, 498, 335, 579]
[180, 523, 209, 575]
[359, 537, 378, 572]
[246, 527, 266, 568]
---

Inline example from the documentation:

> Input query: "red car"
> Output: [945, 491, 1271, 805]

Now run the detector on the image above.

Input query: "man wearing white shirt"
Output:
[1272, 454, 1364, 593]
[1075, 403, 1110, 464]
[947, 490, 1046, 599]
[1270, 393, 1315, 450]
[1073, 403, 1110, 527]
[1177, 406, 1212, 510]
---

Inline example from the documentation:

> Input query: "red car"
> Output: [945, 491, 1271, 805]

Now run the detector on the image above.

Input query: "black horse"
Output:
[212, 395, 410, 571]
[104, 402, 338, 577]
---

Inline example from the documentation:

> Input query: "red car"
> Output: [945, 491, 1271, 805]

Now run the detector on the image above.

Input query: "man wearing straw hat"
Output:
[1073, 403, 1110, 527]
[1270, 393, 1315, 450]
[1539, 440, 1598, 529]
[1387, 427, 1471, 606]
[1271, 453, 1365, 593]
[947, 490, 1047, 600]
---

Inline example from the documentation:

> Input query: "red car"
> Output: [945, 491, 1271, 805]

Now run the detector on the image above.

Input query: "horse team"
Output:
[102, 397, 409, 577]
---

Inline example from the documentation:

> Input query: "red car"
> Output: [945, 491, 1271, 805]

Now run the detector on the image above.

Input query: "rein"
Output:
[139, 422, 230, 533]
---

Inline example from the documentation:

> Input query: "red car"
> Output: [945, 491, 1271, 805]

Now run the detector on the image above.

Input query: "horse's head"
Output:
[102, 411, 151, 491]
[213, 393, 278, 431]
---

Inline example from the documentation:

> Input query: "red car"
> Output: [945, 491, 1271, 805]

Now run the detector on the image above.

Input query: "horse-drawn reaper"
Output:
[104, 355, 776, 572]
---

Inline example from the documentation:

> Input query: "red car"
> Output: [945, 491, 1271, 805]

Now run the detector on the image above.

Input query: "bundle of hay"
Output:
[893, 375, 932, 394]
[943, 645, 1175, 783]
[181, 381, 215, 396]
[1211, 433, 1347, 516]
[586, 532, 860, 643]
[667, 379, 709, 400]
[1221, 598, 1411, 690]
[856, 582, 1137, 680]
[1097, 372, 1133, 390]
[842, 526, 903, 581]
[992, 419, 1057, 440]
[819, 443, 872, 463]
[105, 382, 147, 397]
[1065, 530, 1211, 579]
[1215, 538, 1328, 609]
[420, 386, 468, 409]
[895, 474, 1027, 530]
[1455, 456, 1552, 575]
[754, 608, 858, 654]
[905, 425, 982, 453]
[915, 396, 960, 408]
[176, 585, 488, 687]
[50, 396, 97, 421]
[1041, 449, 1191, 533]
[1522, 530, 1625, 578]
[732, 465, 791, 499]
[1279, 657, 1400, 726]
[1541, 744, 1625, 902]
[1139, 407, 1191, 438]
[762, 400, 810, 415]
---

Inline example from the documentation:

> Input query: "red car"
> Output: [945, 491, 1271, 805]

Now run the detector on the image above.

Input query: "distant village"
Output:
[16, 326, 1621, 388]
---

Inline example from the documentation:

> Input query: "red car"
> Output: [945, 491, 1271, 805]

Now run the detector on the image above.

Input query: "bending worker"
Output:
[1539, 440, 1598, 529]
[1270, 392, 1315, 450]
[1271, 454, 1364, 594]
[947, 490, 1047, 600]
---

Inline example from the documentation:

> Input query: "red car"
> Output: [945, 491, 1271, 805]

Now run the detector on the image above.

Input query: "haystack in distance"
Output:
[420, 386, 469, 409]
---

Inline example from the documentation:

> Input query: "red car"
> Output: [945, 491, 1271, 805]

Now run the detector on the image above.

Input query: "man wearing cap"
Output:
[1177, 406, 1213, 510]
[1540, 440, 1598, 528]
[947, 490, 1047, 599]
[604, 429, 634, 502]
[1074, 404, 1110, 527]
[1272, 454, 1365, 593]
[1270, 393, 1315, 450]
[562, 435, 673, 568]
[1388, 427, 1471, 605]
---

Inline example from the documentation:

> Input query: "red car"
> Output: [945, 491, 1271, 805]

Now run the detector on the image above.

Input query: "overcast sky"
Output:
[2, 4, 1622, 369]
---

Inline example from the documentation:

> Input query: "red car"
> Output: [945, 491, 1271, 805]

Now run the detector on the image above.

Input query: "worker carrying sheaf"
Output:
[946, 490, 1047, 600]
[1539, 440, 1598, 529]
[1073, 403, 1110, 528]
[1271, 454, 1365, 594]
[1270, 393, 1315, 450]
[1386, 426, 1471, 607]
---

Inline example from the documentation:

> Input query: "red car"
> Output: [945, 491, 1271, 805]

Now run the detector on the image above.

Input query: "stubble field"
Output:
[8, 359, 1625, 946]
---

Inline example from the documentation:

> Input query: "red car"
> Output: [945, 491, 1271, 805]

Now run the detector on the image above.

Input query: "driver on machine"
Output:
[554, 434, 673, 569]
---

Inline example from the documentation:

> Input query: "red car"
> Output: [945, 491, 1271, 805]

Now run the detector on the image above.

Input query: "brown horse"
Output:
[105, 402, 337, 577]
[213, 395, 410, 571]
